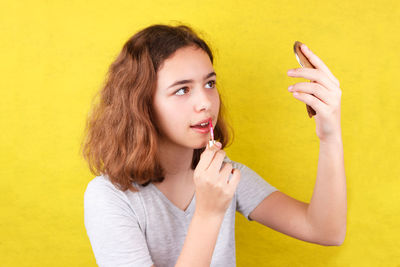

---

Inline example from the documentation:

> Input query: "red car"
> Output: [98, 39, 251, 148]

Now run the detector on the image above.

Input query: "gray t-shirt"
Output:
[84, 156, 279, 267]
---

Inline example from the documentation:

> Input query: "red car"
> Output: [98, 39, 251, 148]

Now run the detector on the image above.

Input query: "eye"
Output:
[174, 81, 216, 96]
[205, 80, 216, 89]
[174, 87, 189, 96]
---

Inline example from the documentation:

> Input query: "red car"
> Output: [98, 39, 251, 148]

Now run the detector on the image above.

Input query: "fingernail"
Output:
[288, 85, 293, 91]
[287, 69, 295, 75]
[215, 142, 222, 148]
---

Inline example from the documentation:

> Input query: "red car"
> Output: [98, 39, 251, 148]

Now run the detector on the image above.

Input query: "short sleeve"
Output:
[231, 160, 279, 221]
[84, 177, 154, 267]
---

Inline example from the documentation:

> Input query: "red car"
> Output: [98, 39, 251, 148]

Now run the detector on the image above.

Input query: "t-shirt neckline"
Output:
[149, 183, 196, 217]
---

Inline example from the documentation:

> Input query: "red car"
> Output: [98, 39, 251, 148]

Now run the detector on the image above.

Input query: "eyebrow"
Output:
[166, 72, 216, 90]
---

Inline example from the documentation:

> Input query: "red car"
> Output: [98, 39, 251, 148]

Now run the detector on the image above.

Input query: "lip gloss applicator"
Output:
[208, 118, 233, 175]
[208, 118, 216, 147]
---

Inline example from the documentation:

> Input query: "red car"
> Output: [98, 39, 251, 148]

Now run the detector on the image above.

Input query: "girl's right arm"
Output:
[174, 209, 225, 267]
[174, 142, 241, 267]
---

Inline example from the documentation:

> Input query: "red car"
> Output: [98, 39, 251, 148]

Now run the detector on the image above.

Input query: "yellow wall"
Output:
[1, 0, 399, 266]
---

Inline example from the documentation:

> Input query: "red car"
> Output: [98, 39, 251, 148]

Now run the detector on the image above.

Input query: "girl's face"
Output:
[153, 45, 220, 149]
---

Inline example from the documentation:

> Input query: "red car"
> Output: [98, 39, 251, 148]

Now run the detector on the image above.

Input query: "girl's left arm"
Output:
[308, 135, 347, 244]
[287, 43, 347, 244]
[248, 43, 346, 246]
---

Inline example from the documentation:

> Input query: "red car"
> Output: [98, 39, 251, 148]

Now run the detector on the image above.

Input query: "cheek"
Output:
[213, 92, 221, 110]
[155, 101, 186, 130]
[153, 98, 170, 128]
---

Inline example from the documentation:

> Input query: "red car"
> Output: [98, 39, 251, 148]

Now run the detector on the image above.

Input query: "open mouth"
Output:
[190, 121, 210, 129]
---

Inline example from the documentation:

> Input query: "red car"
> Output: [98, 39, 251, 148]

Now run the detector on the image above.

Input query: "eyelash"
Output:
[174, 80, 216, 96]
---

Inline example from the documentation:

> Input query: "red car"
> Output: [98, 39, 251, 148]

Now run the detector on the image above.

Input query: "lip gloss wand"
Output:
[208, 118, 216, 147]
[208, 119, 234, 176]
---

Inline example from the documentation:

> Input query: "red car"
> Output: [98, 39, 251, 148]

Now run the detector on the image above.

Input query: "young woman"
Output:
[82, 24, 346, 267]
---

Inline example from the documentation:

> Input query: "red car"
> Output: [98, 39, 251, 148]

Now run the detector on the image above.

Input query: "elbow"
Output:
[319, 235, 345, 246]
[334, 231, 346, 246]
[316, 225, 346, 246]
[330, 236, 345, 246]
[328, 227, 347, 246]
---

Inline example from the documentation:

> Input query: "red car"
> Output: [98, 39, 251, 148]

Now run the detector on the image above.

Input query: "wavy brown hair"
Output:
[80, 23, 233, 192]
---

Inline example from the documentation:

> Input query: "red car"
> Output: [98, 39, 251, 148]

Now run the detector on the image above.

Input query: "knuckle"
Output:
[205, 177, 213, 185]
[311, 98, 318, 106]
[226, 164, 233, 173]
[314, 83, 321, 91]
[222, 163, 232, 173]
[226, 162, 233, 170]
[222, 188, 232, 197]
[214, 182, 223, 191]
[309, 94, 315, 101]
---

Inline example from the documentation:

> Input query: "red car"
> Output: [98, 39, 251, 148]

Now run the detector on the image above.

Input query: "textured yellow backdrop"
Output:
[1, 0, 399, 266]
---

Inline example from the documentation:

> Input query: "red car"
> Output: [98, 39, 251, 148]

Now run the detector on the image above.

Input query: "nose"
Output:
[194, 87, 213, 112]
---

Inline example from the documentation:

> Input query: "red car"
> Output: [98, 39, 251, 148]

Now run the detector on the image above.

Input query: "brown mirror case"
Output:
[293, 41, 317, 118]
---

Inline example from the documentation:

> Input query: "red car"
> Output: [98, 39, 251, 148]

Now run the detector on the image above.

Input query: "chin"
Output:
[190, 141, 207, 150]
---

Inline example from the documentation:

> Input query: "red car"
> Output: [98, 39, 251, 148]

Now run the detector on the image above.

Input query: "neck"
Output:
[157, 138, 194, 184]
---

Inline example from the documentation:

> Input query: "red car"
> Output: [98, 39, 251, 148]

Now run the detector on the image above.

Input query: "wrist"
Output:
[319, 131, 343, 145]
[194, 208, 225, 221]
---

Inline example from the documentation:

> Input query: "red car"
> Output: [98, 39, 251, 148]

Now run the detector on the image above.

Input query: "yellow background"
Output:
[1, 0, 399, 266]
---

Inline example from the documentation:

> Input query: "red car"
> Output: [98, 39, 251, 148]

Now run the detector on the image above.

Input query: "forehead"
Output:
[157, 46, 214, 82]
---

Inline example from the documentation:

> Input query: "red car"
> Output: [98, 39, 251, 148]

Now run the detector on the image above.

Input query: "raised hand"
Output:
[287, 43, 342, 143]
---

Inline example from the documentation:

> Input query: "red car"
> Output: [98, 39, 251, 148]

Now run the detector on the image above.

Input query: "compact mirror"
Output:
[293, 41, 317, 118]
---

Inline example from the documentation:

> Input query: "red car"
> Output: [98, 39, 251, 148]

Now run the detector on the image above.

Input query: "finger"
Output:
[288, 82, 332, 105]
[300, 44, 340, 86]
[288, 68, 337, 92]
[292, 91, 328, 114]
[207, 150, 226, 175]
[227, 168, 241, 192]
[218, 162, 233, 183]
[196, 142, 222, 171]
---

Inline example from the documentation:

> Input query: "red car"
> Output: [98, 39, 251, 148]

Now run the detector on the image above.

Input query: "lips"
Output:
[191, 117, 212, 127]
